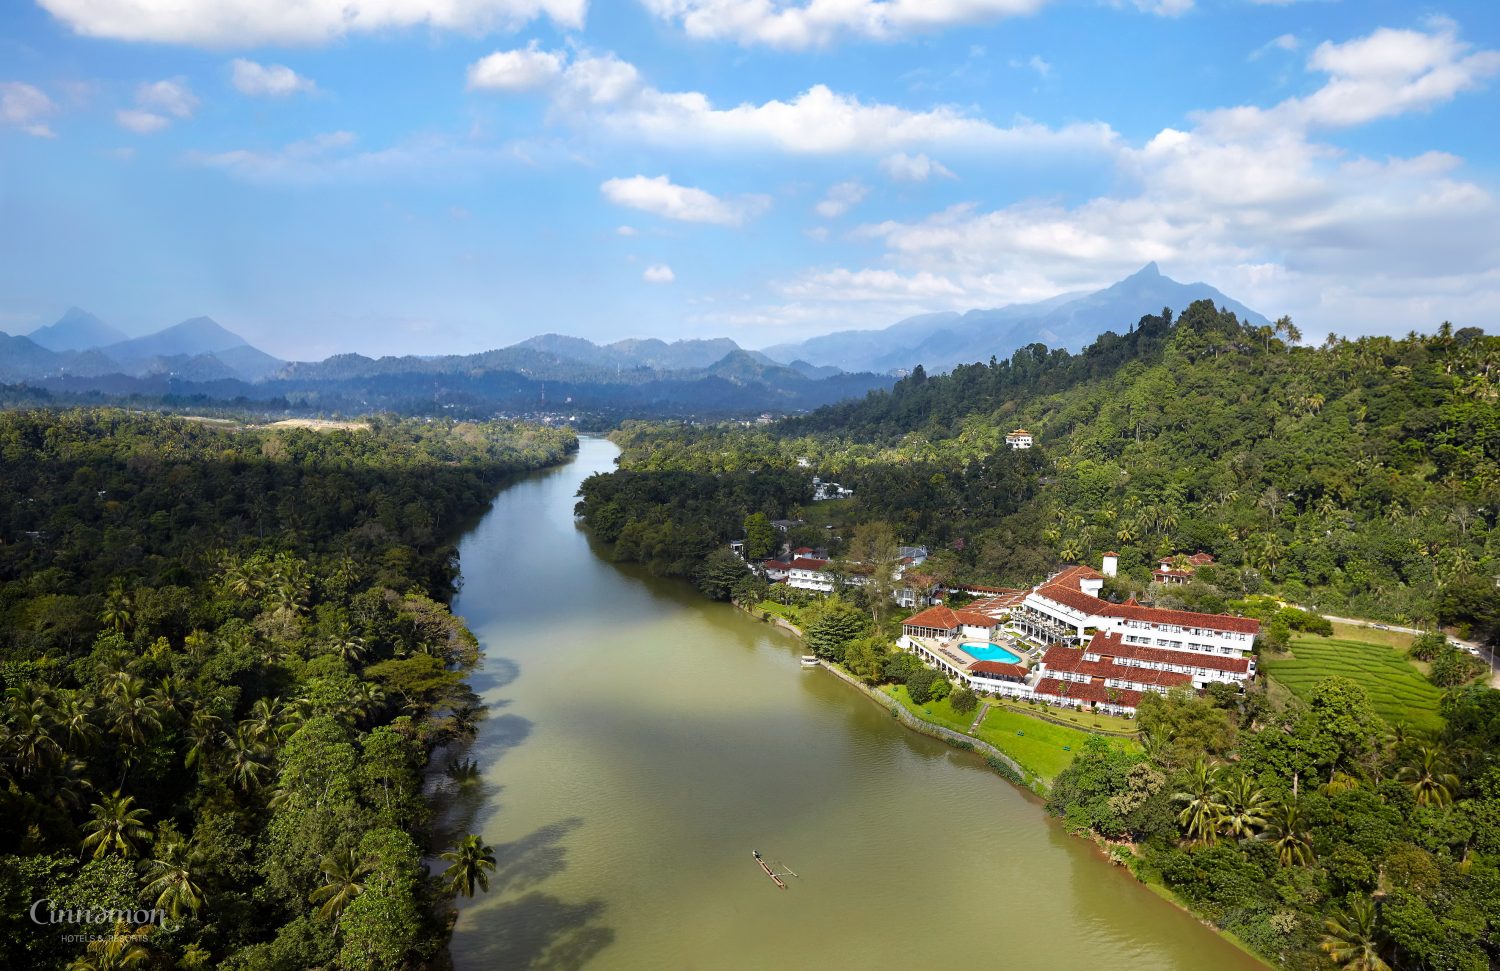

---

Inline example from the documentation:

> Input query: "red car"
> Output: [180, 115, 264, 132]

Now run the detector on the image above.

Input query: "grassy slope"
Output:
[883, 685, 1140, 784]
[1262, 634, 1444, 734]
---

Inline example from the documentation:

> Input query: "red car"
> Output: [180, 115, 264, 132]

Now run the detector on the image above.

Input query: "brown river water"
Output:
[444, 436, 1266, 971]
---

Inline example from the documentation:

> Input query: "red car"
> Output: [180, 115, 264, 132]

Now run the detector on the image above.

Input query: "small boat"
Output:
[800, 655, 819, 667]
[753, 850, 796, 889]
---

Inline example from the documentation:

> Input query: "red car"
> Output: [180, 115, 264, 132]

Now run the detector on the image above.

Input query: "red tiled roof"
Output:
[1027, 585, 1261, 635]
[903, 606, 962, 630]
[788, 557, 829, 571]
[1087, 631, 1251, 674]
[969, 590, 1029, 615]
[1032, 582, 1110, 614]
[970, 661, 1029, 679]
[793, 546, 814, 553]
[901, 605, 1003, 631]
[1034, 677, 1142, 709]
[1107, 602, 1260, 634]
[1052, 564, 1104, 584]
[763, 559, 790, 570]
[1188, 552, 1215, 565]
[1041, 646, 1193, 689]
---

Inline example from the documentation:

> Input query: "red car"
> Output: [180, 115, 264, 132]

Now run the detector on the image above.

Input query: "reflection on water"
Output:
[445, 438, 1265, 971]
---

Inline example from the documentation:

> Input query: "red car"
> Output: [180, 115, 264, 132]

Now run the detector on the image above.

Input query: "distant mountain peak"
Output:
[760, 264, 1267, 374]
[29, 307, 128, 352]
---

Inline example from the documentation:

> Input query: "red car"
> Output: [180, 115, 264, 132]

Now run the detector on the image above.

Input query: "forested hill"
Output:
[590, 301, 1498, 638]
[0, 411, 576, 969]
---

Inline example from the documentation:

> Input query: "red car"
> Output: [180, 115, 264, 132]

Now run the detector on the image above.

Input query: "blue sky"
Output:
[1, 0, 1497, 360]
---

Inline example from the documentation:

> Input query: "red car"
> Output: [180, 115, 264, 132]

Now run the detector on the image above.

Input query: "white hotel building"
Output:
[1011, 565, 1259, 688]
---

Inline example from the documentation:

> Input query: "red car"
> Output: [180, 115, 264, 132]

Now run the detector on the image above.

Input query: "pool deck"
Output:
[910, 634, 1041, 673]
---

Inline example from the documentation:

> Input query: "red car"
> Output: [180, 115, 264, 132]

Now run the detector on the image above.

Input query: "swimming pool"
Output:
[960, 642, 1023, 665]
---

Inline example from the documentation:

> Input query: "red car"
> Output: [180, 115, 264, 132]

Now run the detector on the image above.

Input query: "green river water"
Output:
[445, 437, 1266, 971]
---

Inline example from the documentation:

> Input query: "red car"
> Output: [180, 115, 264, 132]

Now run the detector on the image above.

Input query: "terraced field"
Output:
[1263, 635, 1445, 734]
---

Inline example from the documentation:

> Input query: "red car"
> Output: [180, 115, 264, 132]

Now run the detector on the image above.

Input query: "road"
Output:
[1310, 610, 1499, 690]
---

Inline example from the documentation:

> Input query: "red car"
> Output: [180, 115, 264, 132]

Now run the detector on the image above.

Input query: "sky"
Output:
[1, 0, 1498, 361]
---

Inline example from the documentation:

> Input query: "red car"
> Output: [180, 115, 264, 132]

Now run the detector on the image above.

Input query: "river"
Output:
[444, 437, 1265, 970]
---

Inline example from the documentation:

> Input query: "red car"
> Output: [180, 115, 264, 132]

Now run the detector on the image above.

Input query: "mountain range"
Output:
[0, 265, 1268, 418]
[762, 263, 1269, 373]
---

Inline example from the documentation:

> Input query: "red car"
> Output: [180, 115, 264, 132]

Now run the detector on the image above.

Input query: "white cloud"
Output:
[191, 131, 365, 179]
[723, 21, 1500, 339]
[616, 225, 639, 236]
[1126, 0, 1192, 16]
[643, 264, 675, 283]
[879, 152, 954, 182]
[231, 59, 316, 97]
[467, 41, 565, 91]
[779, 267, 966, 302]
[115, 77, 197, 134]
[467, 46, 1119, 157]
[1010, 55, 1052, 78]
[1, 82, 57, 137]
[642, 0, 1055, 48]
[116, 108, 170, 133]
[135, 78, 198, 118]
[1250, 33, 1299, 60]
[600, 174, 768, 226]
[37, 0, 586, 46]
[815, 180, 868, 218]
[1295, 21, 1500, 127]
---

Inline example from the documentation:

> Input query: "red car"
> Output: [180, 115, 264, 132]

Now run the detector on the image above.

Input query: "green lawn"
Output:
[1262, 635, 1444, 734]
[994, 698, 1138, 735]
[756, 600, 796, 619]
[882, 685, 1140, 784]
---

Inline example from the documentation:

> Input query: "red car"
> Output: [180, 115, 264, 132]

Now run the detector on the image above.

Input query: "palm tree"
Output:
[1257, 799, 1315, 867]
[5, 699, 62, 777]
[1397, 746, 1460, 807]
[310, 848, 373, 919]
[143, 855, 205, 918]
[55, 694, 100, 751]
[1174, 758, 1225, 846]
[243, 696, 289, 743]
[223, 735, 269, 792]
[99, 581, 134, 634]
[329, 625, 367, 665]
[1320, 897, 1390, 971]
[440, 834, 497, 898]
[146, 676, 189, 726]
[106, 676, 162, 749]
[184, 709, 223, 770]
[81, 791, 152, 859]
[1218, 774, 1270, 841]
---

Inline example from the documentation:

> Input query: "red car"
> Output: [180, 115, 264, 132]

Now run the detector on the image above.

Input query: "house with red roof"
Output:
[1153, 552, 1216, 585]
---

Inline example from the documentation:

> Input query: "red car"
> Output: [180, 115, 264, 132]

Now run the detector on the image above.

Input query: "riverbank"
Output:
[737, 601, 1135, 791]
[736, 599, 1270, 968]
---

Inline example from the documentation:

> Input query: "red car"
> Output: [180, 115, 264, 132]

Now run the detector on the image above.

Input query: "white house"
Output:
[1005, 428, 1034, 449]
[785, 556, 834, 592]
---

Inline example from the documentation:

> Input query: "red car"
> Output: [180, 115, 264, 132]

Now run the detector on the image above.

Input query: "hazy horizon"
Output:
[3, 1, 1498, 360]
